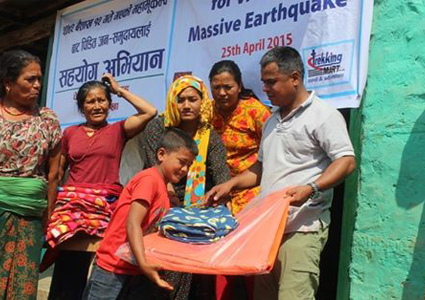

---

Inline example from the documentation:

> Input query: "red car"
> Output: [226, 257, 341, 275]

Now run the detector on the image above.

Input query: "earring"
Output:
[5, 86, 10, 95]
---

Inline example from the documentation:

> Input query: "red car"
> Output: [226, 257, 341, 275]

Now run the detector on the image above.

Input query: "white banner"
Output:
[46, 0, 171, 128]
[47, 0, 373, 127]
[167, 0, 373, 108]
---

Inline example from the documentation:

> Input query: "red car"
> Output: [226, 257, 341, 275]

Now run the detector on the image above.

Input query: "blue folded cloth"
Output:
[159, 205, 238, 244]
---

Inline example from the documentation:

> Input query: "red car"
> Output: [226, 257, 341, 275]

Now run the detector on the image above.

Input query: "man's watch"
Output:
[307, 182, 322, 199]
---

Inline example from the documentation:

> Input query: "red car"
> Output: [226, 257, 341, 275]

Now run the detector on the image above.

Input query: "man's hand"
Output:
[140, 263, 173, 291]
[285, 185, 313, 207]
[204, 181, 234, 206]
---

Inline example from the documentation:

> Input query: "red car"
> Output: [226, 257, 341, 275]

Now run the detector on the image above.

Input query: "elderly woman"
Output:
[138, 75, 231, 299]
[209, 60, 271, 300]
[46, 74, 157, 300]
[0, 50, 62, 299]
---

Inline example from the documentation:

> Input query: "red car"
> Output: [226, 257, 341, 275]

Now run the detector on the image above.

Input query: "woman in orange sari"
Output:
[210, 60, 271, 215]
[209, 60, 271, 300]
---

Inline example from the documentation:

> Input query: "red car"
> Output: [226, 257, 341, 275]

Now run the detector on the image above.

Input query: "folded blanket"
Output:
[46, 185, 120, 248]
[159, 205, 238, 244]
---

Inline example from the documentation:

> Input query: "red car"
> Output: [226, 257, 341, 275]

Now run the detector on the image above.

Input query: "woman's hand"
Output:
[46, 143, 61, 230]
[102, 72, 158, 139]
[102, 73, 122, 96]
[204, 181, 234, 206]
[42, 210, 49, 233]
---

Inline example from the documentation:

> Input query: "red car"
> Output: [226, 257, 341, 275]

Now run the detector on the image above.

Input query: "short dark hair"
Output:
[260, 46, 305, 80]
[76, 81, 112, 114]
[209, 60, 258, 99]
[157, 128, 198, 157]
[0, 50, 41, 97]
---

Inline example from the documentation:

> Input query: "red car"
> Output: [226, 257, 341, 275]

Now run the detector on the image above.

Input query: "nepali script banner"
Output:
[46, 0, 171, 127]
[47, 0, 373, 127]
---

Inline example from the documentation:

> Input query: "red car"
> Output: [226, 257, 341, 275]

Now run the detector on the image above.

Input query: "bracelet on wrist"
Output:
[306, 182, 321, 199]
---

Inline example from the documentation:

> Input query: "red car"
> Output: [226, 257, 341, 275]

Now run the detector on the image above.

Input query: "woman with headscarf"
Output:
[141, 75, 231, 208]
[0, 50, 62, 300]
[138, 75, 231, 299]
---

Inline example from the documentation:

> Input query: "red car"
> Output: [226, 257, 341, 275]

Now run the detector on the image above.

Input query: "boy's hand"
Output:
[141, 263, 173, 291]
[127, 201, 172, 290]
[168, 191, 180, 207]
[167, 184, 180, 207]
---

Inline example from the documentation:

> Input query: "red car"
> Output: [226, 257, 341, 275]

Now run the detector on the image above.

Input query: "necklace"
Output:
[83, 127, 95, 137]
[68, 125, 105, 163]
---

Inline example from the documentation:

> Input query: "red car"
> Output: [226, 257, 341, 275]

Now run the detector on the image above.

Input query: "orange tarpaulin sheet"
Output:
[139, 189, 291, 275]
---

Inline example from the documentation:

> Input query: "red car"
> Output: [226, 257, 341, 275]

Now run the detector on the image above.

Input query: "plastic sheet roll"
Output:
[116, 189, 291, 275]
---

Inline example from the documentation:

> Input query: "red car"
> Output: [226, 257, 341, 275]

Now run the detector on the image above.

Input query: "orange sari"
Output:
[212, 97, 271, 214]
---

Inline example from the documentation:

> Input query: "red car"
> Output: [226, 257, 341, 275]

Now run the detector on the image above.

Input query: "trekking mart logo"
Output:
[303, 40, 354, 89]
[308, 49, 343, 74]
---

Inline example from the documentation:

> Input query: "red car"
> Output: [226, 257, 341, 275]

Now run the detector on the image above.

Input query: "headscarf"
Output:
[162, 75, 213, 207]
[163, 75, 213, 128]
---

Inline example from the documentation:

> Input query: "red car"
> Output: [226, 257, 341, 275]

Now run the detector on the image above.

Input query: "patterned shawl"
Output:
[163, 75, 213, 207]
